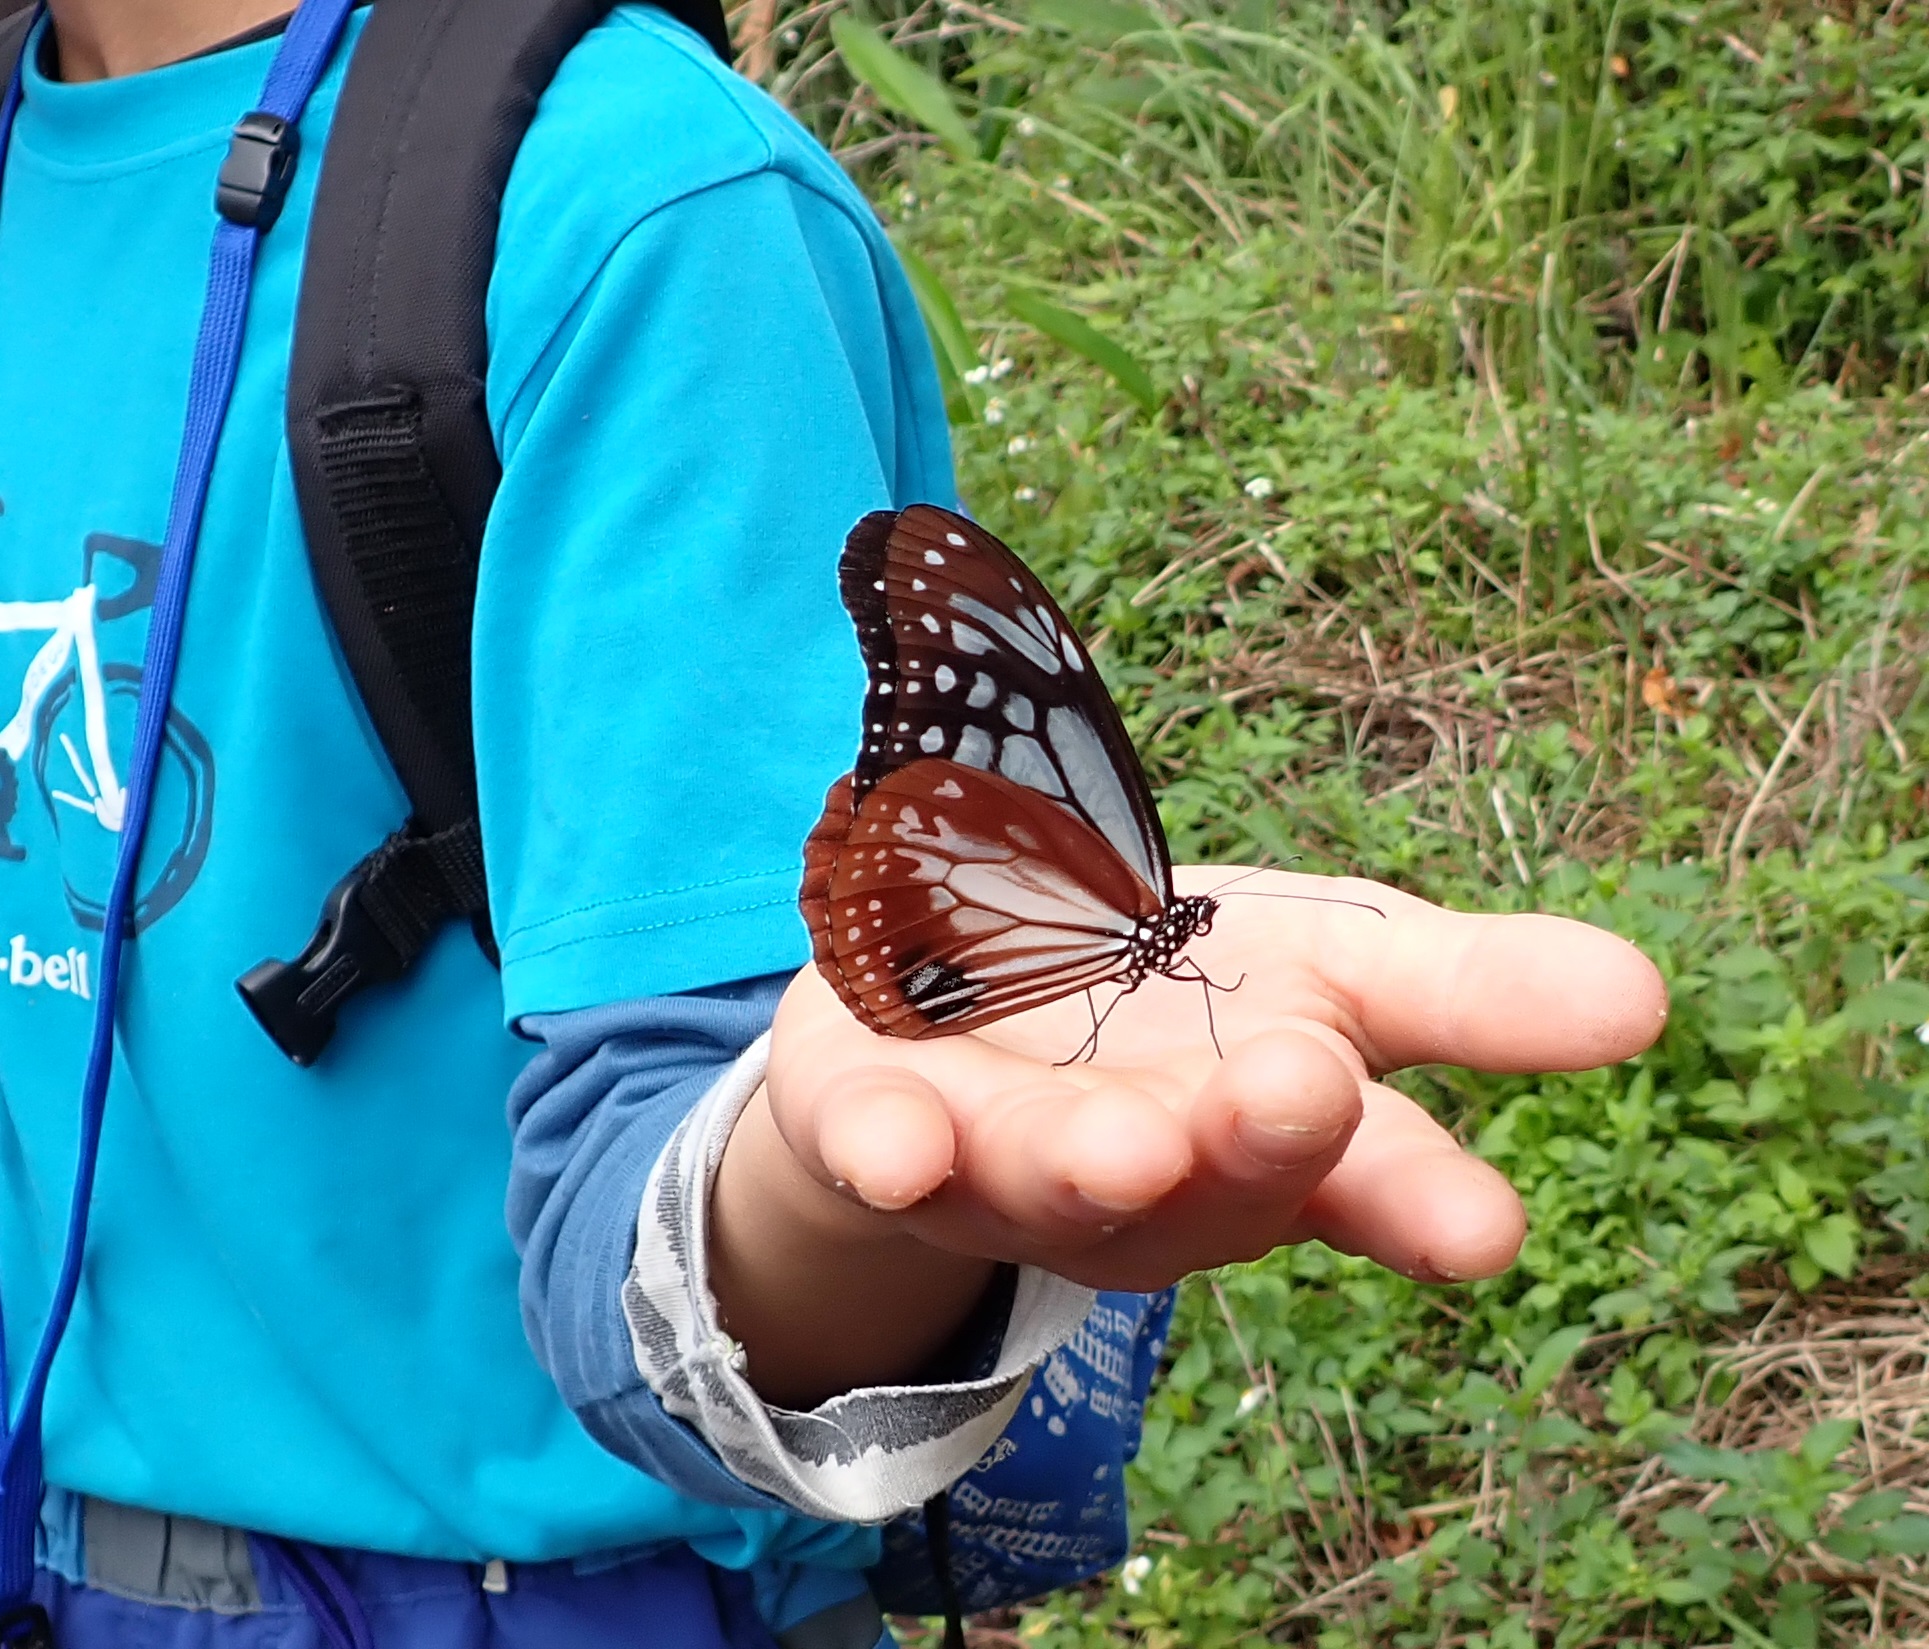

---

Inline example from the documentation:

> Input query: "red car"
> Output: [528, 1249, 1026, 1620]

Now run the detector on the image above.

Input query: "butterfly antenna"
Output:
[1216, 889, 1388, 919]
[1203, 859, 1309, 899]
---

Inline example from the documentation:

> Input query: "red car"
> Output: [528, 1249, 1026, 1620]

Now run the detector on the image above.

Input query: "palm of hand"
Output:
[766, 866, 1667, 1292]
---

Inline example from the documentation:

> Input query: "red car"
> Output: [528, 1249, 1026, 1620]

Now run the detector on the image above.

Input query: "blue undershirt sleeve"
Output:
[506, 973, 794, 1512]
[508, 977, 1101, 1524]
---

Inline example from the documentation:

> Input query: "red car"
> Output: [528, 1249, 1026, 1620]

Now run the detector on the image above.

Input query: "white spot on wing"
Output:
[998, 734, 1064, 796]
[951, 621, 994, 656]
[934, 664, 957, 692]
[946, 532, 967, 547]
[967, 672, 996, 709]
[920, 726, 945, 753]
[954, 725, 995, 768]
[950, 593, 1061, 674]
[1046, 706, 1157, 889]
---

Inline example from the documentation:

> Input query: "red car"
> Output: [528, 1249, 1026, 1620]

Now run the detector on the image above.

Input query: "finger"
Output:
[811, 1066, 959, 1211]
[1320, 891, 1667, 1075]
[1190, 1024, 1362, 1182]
[959, 1080, 1192, 1239]
[1293, 1081, 1525, 1282]
[1025, 1028, 1364, 1289]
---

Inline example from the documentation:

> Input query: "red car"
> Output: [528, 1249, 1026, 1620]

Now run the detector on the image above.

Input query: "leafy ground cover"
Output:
[732, 0, 1929, 1639]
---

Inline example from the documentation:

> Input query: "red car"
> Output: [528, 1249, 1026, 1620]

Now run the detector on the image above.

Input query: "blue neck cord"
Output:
[0, 0, 357, 1626]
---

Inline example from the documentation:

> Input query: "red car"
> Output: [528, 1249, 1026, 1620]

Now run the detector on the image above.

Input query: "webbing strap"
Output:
[0, 0, 358, 1624]
[250, 0, 730, 1063]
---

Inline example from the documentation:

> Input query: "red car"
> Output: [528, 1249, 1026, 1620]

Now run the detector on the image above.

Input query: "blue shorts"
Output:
[32, 1492, 891, 1649]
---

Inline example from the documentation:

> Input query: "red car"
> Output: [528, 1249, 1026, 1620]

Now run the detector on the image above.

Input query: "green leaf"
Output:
[1871, 1514, 1929, 1556]
[1839, 977, 1929, 1032]
[829, 16, 976, 160]
[1800, 1214, 1859, 1281]
[1026, 0, 1156, 41]
[896, 244, 978, 424]
[1006, 290, 1161, 412]
[1798, 1416, 1860, 1470]
[1657, 1507, 1711, 1541]
[1663, 1441, 1754, 1484]
[1840, 1489, 1908, 1528]
[1519, 1324, 1591, 1401]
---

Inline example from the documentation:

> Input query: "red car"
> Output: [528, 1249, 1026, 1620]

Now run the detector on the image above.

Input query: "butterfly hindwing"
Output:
[802, 760, 1165, 1039]
[839, 506, 1173, 903]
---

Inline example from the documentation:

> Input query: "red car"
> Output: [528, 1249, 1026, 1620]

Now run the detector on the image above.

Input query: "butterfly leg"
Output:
[1056, 983, 1132, 1067]
[1165, 958, 1248, 1060]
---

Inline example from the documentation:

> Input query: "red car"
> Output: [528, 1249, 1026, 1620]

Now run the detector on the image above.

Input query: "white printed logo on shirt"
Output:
[0, 934, 93, 998]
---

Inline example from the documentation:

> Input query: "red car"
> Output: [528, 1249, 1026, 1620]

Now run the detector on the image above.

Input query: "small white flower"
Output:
[1234, 1384, 1268, 1419]
[984, 397, 1006, 426]
[962, 364, 991, 386]
[1014, 486, 1038, 501]
[990, 356, 1015, 381]
[1007, 436, 1032, 455]
[1915, 1021, 1929, 1046]
[1017, 116, 1039, 137]
[1244, 476, 1276, 500]
[1053, 174, 1073, 191]
[898, 188, 918, 209]
[1120, 1555, 1153, 1596]
[781, 26, 800, 44]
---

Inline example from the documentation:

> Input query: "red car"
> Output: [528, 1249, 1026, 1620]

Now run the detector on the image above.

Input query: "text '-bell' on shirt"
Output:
[0, 2, 953, 1562]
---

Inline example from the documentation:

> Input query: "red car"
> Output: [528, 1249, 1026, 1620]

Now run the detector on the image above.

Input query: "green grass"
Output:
[737, 0, 1929, 1639]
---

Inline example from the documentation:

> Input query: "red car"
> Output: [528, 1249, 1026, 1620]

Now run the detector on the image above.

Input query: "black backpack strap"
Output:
[0, 3, 34, 88]
[239, 0, 731, 1064]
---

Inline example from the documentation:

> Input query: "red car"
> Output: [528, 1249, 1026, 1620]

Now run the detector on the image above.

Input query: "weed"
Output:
[735, 0, 1929, 1639]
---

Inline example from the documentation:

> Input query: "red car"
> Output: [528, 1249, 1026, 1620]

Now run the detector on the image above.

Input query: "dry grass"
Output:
[1228, 1267, 1929, 1644]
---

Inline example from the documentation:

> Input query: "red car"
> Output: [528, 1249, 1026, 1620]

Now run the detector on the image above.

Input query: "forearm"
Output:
[709, 1082, 997, 1408]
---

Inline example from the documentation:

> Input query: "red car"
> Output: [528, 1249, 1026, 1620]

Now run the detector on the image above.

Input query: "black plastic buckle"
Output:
[237, 869, 405, 1067]
[0, 1602, 52, 1649]
[215, 110, 300, 231]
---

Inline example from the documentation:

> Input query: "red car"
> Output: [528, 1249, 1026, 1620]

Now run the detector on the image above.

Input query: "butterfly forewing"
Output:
[802, 761, 1164, 1039]
[840, 506, 1173, 902]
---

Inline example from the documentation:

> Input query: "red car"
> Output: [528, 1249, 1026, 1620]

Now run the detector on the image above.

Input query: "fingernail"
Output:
[1412, 1257, 1470, 1284]
[1232, 1109, 1337, 1165]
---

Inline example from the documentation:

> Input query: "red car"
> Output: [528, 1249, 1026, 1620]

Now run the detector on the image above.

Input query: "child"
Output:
[0, 0, 1666, 1643]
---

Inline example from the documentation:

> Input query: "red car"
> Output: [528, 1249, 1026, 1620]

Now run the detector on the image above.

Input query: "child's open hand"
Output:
[713, 867, 1666, 1403]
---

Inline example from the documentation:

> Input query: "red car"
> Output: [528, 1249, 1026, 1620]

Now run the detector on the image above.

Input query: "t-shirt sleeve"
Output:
[474, 162, 956, 1020]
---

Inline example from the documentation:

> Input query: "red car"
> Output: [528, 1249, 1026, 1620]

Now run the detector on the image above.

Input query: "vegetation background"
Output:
[730, 0, 1929, 1640]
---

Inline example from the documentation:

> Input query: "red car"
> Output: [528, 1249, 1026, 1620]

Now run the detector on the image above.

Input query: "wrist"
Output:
[708, 1084, 998, 1407]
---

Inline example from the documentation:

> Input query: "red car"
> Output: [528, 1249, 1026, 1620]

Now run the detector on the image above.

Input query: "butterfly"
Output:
[800, 504, 1220, 1045]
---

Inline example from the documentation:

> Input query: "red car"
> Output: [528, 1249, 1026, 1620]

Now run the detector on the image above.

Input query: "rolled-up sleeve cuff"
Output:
[622, 1035, 1097, 1523]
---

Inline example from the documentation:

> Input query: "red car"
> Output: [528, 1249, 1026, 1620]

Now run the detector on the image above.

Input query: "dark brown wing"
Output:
[801, 760, 1165, 1039]
[838, 506, 1174, 903]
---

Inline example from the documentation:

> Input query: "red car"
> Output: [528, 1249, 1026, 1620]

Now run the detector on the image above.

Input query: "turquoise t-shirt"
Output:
[0, 6, 955, 1561]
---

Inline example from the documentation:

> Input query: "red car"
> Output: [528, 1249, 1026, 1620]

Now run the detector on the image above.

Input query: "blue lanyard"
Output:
[0, 3, 357, 1636]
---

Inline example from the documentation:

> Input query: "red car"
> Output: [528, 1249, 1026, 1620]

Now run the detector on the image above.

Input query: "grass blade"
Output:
[830, 16, 976, 161]
[897, 243, 979, 423]
[1007, 289, 1161, 413]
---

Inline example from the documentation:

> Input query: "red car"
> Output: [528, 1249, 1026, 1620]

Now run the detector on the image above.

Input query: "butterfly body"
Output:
[801, 505, 1216, 1043]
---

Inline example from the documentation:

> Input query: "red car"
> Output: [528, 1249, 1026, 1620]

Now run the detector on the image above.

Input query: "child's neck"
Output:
[44, 0, 293, 81]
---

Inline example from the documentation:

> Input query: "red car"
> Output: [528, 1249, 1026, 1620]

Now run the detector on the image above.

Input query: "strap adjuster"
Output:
[238, 819, 491, 1066]
[216, 110, 300, 230]
[0, 1602, 52, 1649]
[237, 865, 407, 1067]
